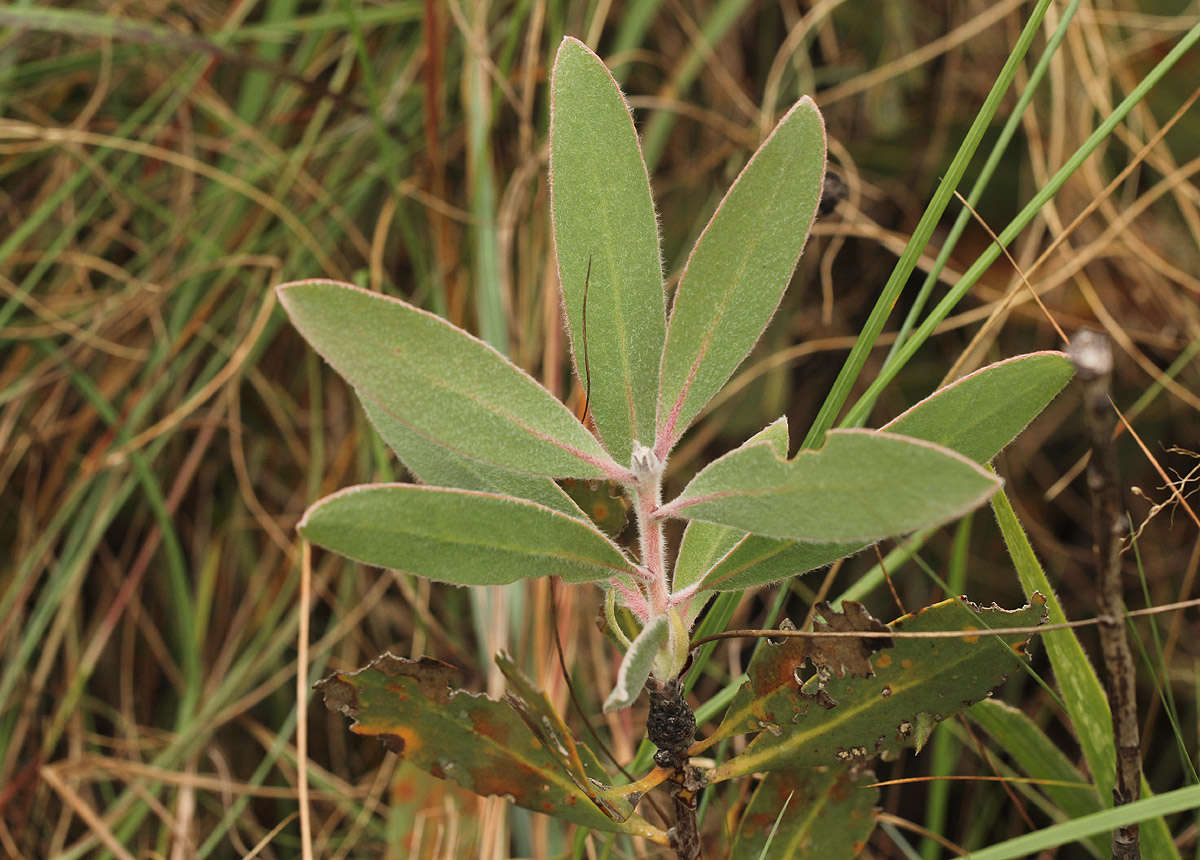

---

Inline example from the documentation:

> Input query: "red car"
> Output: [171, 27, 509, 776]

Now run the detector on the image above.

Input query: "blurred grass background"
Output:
[1, 1, 1198, 857]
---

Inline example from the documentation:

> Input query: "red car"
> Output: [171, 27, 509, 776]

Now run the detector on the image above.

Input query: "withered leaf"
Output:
[316, 652, 664, 839]
[707, 594, 1047, 782]
[713, 601, 891, 741]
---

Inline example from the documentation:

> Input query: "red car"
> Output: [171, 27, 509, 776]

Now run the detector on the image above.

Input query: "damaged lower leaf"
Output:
[707, 595, 1047, 782]
[315, 652, 665, 839]
[729, 767, 878, 859]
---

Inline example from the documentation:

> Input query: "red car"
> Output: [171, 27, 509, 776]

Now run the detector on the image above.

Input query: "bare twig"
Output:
[1067, 328, 1141, 859]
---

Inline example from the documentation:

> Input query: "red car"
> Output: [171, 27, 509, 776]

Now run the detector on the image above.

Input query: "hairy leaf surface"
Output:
[688, 354, 1073, 590]
[278, 279, 617, 478]
[882, 352, 1073, 462]
[362, 396, 583, 517]
[603, 614, 669, 712]
[316, 653, 663, 838]
[669, 430, 1000, 544]
[550, 37, 665, 465]
[300, 484, 634, 586]
[657, 98, 825, 449]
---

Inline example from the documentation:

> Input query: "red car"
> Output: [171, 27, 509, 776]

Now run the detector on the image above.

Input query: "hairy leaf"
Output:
[657, 98, 825, 449]
[667, 429, 1001, 544]
[882, 352, 1074, 462]
[603, 614, 669, 712]
[550, 37, 665, 465]
[708, 595, 1047, 782]
[673, 417, 788, 592]
[688, 354, 1073, 591]
[316, 653, 664, 838]
[362, 396, 583, 517]
[278, 279, 618, 479]
[300, 484, 635, 586]
[729, 767, 878, 859]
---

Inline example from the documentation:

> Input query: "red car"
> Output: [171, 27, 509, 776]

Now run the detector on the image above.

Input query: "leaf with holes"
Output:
[316, 653, 665, 839]
[707, 595, 1047, 782]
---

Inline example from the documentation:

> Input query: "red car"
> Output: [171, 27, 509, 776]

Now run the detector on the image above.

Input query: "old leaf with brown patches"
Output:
[316, 652, 664, 839]
[495, 652, 655, 821]
[729, 767, 878, 859]
[706, 595, 1047, 783]
[711, 602, 892, 742]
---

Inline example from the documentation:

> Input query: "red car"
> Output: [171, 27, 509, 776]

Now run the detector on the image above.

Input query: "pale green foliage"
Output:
[669, 430, 1001, 543]
[277, 279, 618, 479]
[657, 97, 825, 448]
[603, 613, 669, 712]
[550, 37, 665, 465]
[290, 35, 1094, 855]
[299, 484, 635, 586]
[286, 35, 1073, 732]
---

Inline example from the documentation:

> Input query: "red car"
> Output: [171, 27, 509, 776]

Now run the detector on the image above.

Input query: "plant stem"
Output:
[631, 444, 670, 613]
[1068, 329, 1141, 859]
[646, 678, 703, 860]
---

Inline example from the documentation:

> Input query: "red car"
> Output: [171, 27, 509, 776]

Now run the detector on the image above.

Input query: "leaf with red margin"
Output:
[729, 767, 878, 859]
[316, 653, 665, 839]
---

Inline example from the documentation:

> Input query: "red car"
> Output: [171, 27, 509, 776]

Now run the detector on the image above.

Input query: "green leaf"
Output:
[708, 595, 1046, 782]
[315, 653, 664, 838]
[729, 767, 878, 859]
[882, 352, 1074, 462]
[991, 488, 1115, 798]
[299, 484, 635, 586]
[361, 395, 582, 518]
[550, 37, 665, 465]
[961, 784, 1200, 860]
[603, 613, 669, 712]
[277, 279, 618, 479]
[657, 98, 826, 449]
[667, 429, 1001, 544]
[687, 353, 1072, 592]
[992, 488, 1179, 858]
[494, 653, 648, 823]
[673, 417, 789, 592]
[969, 699, 1107, 856]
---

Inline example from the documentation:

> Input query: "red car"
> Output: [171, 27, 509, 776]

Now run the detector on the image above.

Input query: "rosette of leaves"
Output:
[280, 36, 1072, 847]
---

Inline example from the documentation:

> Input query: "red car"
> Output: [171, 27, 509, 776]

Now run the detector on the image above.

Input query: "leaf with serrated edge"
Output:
[707, 595, 1046, 782]
[883, 352, 1073, 462]
[657, 98, 826, 451]
[277, 280, 619, 479]
[603, 614, 669, 712]
[690, 354, 1074, 592]
[300, 484, 634, 586]
[729, 767, 878, 859]
[550, 37, 665, 465]
[315, 653, 663, 838]
[667, 429, 1001, 544]
[361, 395, 583, 518]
